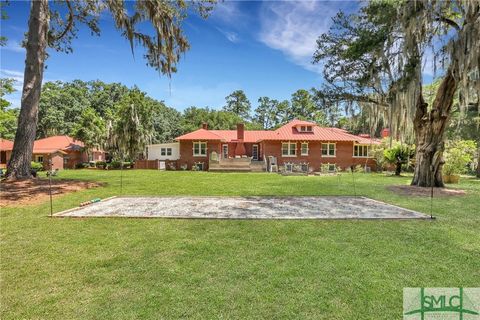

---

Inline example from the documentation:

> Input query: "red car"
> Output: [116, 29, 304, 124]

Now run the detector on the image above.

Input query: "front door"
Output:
[222, 144, 228, 159]
[252, 144, 259, 160]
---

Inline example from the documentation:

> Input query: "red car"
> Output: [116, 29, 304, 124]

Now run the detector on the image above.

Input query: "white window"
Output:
[161, 148, 173, 156]
[281, 142, 296, 157]
[299, 125, 313, 132]
[301, 142, 309, 156]
[36, 155, 44, 163]
[193, 142, 207, 157]
[353, 144, 370, 157]
[321, 143, 336, 157]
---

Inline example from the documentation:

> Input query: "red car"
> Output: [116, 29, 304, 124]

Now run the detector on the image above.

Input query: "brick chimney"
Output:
[202, 123, 208, 130]
[237, 123, 244, 140]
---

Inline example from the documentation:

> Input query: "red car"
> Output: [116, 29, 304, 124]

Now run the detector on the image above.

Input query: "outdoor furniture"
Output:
[210, 151, 218, 162]
[284, 162, 293, 173]
[268, 156, 278, 172]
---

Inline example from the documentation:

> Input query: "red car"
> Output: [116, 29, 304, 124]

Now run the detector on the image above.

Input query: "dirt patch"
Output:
[387, 185, 466, 197]
[0, 179, 103, 207]
[55, 196, 429, 219]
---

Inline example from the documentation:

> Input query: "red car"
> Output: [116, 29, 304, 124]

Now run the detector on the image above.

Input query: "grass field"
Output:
[1, 170, 479, 319]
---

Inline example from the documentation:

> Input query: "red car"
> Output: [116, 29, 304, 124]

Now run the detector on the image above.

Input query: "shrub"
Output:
[443, 140, 476, 175]
[384, 143, 415, 176]
[30, 161, 43, 171]
[95, 161, 106, 169]
[75, 162, 87, 169]
[109, 161, 122, 169]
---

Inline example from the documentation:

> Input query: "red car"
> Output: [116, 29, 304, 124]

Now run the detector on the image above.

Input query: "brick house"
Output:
[0, 136, 106, 170]
[173, 119, 379, 172]
[0, 139, 14, 169]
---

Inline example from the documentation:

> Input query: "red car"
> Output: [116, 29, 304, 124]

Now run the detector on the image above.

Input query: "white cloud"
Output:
[258, 1, 342, 73]
[211, 1, 243, 24]
[216, 27, 239, 43]
[2, 40, 25, 53]
[1, 69, 24, 91]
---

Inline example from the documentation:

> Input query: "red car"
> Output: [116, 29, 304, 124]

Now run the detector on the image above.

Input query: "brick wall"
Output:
[178, 140, 221, 170]
[177, 139, 377, 171]
[262, 140, 377, 171]
[64, 151, 84, 169]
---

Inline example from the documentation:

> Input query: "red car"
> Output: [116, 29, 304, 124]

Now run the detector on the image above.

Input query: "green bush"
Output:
[30, 161, 43, 171]
[96, 161, 106, 169]
[109, 161, 121, 169]
[75, 162, 88, 169]
[443, 140, 476, 175]
[383, 143, 414, 176]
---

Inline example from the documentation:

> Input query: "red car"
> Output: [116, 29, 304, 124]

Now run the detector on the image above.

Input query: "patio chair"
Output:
[268, 156, 278, 173]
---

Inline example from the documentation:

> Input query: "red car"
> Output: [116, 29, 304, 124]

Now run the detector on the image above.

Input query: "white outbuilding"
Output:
[146, 142, 180, 161]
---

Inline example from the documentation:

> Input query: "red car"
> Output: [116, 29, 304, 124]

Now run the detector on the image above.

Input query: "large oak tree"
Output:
[314, 0, 479, 187]
[6, 0, 215, 179]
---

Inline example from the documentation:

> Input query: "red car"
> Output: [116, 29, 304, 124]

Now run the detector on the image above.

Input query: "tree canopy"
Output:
[223, 90, 252, 120]
[5, 0, 217, 179]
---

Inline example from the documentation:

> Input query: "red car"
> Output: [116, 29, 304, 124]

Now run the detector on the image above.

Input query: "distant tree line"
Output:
[2, 78, 477, 162]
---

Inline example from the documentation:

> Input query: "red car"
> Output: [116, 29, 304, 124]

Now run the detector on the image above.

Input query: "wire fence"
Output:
[44, 163, 444, 220]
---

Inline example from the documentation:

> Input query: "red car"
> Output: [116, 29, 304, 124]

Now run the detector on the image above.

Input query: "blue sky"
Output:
[2, 1, 357, 111]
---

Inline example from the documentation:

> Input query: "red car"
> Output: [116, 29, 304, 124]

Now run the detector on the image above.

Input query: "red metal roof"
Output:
[176, 129, 226, 141]
[33, 135, 85, 153]
[175, 120, 381, 144]
[0, 139, 14, 151]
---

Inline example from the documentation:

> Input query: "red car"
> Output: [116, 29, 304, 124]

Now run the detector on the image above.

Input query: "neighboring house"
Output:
[0, 139, 14, 169]
[170, 119, 380, 172]
[0, 136, 106, 170]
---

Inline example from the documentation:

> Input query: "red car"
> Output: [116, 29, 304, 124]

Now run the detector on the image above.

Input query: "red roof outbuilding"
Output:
[32, 135, 85, 154]
[0, 138, 14, 151]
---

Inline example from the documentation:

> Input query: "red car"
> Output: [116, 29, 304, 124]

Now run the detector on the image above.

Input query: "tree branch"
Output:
[435, 16, 460, 31]
[52, 0, 74, 41]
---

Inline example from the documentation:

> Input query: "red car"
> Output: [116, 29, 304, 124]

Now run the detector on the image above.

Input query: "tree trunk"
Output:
[5, 0, 49, 180]
[477, 147, 480, 178]
[411, 68, 457, 187]
[395, 161, 402, 176]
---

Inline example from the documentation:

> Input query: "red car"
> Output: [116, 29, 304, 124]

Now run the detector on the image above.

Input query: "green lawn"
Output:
[1, 170, 479, 319]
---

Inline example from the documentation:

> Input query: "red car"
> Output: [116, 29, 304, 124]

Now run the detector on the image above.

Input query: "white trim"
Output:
[252, 144, 259, 160]
[192, 141, 207, 157]
[281, 141, 297, 157]
[222, 144, 229, 159]
[297, 125, 313, 133]
[300, 142, 309, 156]
[353, 144, 372, 158]
[321, 142, 336, 157]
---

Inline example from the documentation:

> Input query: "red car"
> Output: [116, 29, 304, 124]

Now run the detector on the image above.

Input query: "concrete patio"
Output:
[54, 196, 430, 219]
